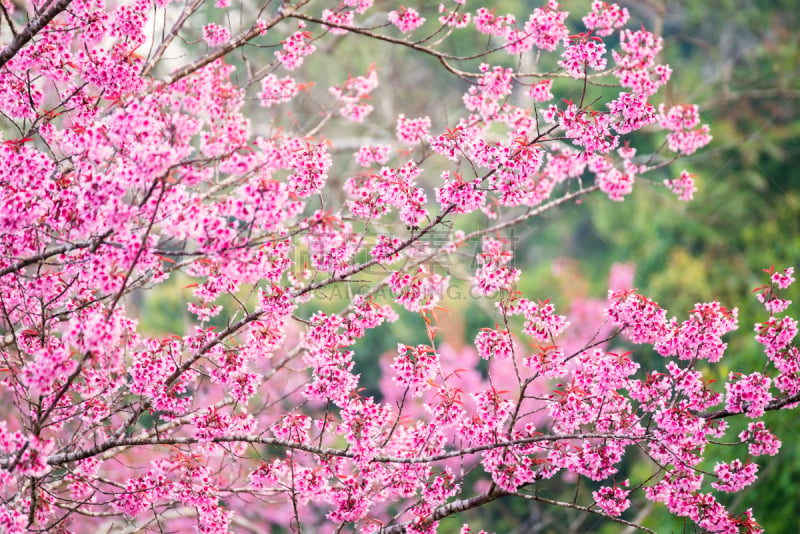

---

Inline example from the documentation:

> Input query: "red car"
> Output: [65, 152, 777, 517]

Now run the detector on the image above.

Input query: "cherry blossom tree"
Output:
[0, 0, 793, 532]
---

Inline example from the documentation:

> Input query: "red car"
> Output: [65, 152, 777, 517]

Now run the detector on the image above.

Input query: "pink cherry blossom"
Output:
[202, 23, 231, 47]
[396, 113, 432, 144]
[583, 1, 629, 37]
[259, 74, 299, 107]
[593, 480, 631, 516]
[664, 170, 698, 201]
[529, 79, 554, 102]
[0, 2, 793, 533]
[388, 7, 426, 33]
[560, 33, 608, 78]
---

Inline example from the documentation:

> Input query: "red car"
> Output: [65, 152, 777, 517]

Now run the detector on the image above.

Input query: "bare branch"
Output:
[154, 0, 313, 90]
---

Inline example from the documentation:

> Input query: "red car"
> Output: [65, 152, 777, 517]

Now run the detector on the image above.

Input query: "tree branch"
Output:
[518, 493, 657, 534]
[700, 391, 800, 420]
[380, 489, 509, 534]
[154, 0, 313, 90]
[0, 0, 73, 69]
[38, 431, 648, 467]
[0, 230, 112, 279]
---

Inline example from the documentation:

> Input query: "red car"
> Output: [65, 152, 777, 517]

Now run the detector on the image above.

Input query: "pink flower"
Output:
[436, 171, 486, 214]
[438, 4, 470, 28]
[739, 421, 781, 456]
[276, 24, 316, 70]
[529, 79, 554, 102]
[607, 91, 655, 134]
[388, 7, 426, 32]
[475, 328, 514, 360]
[725, 371, 772, 418]
[258, 74, 298, 107]
[474, 7, 515, 36]
[472, 237, 520, 295]
[396, 114, 431, 144]
[343, 0, 373, 14]
[202, 23, 230, 47]
[322, 8, 354, 35]
[592, 481, 631, 516]
[506, 2, 568, 53]
[712, 459, 759, 493]
[388, 267, 449, 312]
[329, 68, 379, 122]
[516, 298, 569, 341]
[583, 1, 630, 37]
[354, 144, 390, 167]
[664, 170, 697, 201]
[392, 344, 439, 396]
[772, 266, 796, 289]
[560, 33, 608, 78]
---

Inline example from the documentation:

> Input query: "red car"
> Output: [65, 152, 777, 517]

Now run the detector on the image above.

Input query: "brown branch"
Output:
[37, 431, 648, 467]
[518, 493, 657, 534]
[290, 13, 625, 87]
[0, 0, 73, 69]
[0, 230, 112, 279]
[460, 185, 600, 243]
[700, 390, 800, 421]
[104, 178, 167, 320]
[0, 0, 18, 39]
[290, 12, 477, 79]
[380, 489, 509, 534]
[154, 0, 313, 90]
[140, 0, 205, 78]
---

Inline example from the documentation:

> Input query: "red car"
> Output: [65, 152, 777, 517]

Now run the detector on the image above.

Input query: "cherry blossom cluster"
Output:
[582, 1, 629, 36]
[658, 103, 713, 155]
[613, 28, 664, 86]
[475, 328, 514, 360]
[607, 91, 656, 134]
[392, 343, 440, 397]
[664, 169, 698, 201]
[322, 8, 355, 35]
[276, 23, 316, 70]
[258, 74, 299, 107]
[474, 7, 516, 36]
[202, 23, 231, 47]
[353, 143, 390, 168]
[505, 1, 568, 53]
[463, 64, 515, 119]
[329, 67, 379, 122]
[528, 79, 554, 102]
[559, 33, 608, 77]
[753, 266, 795, 314]
[388, 267, 450, 312]
[592, 480, 631, 516]
[472, 237, 520, 296]
[388, 7, 426, 33]
[396, 113, 432, 144]
[435, 171, 487, 214]
[438, 4, 471, 29]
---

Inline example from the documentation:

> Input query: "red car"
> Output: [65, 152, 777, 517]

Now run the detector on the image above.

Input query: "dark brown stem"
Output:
[0, 0, 73, 68]
[379, 489, 509, 534]
[700, 391, 800, 420]
[0, 230, 112, 279]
